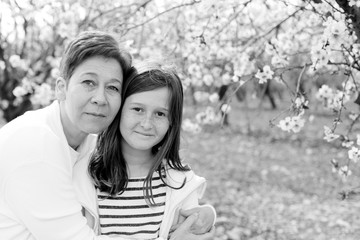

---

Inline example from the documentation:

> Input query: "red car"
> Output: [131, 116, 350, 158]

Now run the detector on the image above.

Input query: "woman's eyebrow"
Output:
[80, 72, 122, 83]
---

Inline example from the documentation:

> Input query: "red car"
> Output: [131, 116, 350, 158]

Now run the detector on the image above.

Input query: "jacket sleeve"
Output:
[4, 163, 137, 240]
[0, 125, 121, 240]
[3, 162, 120, 240]
[179, 178, 217, 227]
[180, 174, 207, 210]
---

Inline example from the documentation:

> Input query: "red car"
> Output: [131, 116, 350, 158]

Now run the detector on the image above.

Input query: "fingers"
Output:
[198, 226, 216, 240]
[178, 212, 199, 229]
[170, 208, 188, 233]
[172, 208, 180, 226]
[169, 223, 180, 233]
[179, 207, 200, 218]
[169, 217, 215, 240]
[168, 213, 199, 240]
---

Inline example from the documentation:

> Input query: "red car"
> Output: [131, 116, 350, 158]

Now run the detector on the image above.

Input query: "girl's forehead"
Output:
[126, 87, 170, 107]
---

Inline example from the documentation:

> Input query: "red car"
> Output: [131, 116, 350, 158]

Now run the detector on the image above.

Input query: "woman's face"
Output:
[120, 87, 170, 154]
[57, 56, 123, 137]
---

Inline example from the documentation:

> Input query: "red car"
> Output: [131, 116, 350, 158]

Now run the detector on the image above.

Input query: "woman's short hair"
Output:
[59, 30, 132, 82]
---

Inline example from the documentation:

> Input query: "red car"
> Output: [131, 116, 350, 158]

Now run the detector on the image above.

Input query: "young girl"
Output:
[89, 60, 216, 239]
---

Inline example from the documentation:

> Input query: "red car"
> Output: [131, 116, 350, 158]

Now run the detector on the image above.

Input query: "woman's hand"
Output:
[169, 213, 215, 240]
[179, 205, 215, 234]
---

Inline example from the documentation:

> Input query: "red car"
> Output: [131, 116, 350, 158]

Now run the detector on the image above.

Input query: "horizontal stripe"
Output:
[101, 221, 162, 228]
[123, 183, 166, 191]
[99, 202, 165, 209]
[99, 217, 163, 225]
[99, 207, 166, 218]
[98, 192, 166, 200]
[128, 175, 166, 182]
[102, 228, 160, 235]
[100, 211, 164, 219]
[98, 171, 166, 238]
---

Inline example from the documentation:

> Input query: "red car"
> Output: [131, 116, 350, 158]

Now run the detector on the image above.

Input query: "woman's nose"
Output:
[91, 88, 106, 105]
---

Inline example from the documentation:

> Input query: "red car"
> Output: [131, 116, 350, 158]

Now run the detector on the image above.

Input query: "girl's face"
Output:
[120, 87, 170, 154]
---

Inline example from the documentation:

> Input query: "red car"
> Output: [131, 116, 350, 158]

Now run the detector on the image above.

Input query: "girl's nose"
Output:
[140, 115, 153, 130]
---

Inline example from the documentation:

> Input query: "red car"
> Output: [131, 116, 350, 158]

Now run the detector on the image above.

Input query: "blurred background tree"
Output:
[4, 1, 360, 238]
[1, 0, 360, 180]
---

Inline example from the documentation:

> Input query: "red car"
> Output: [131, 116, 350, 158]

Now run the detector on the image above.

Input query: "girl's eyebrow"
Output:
[158, 108, 169, 112]
[129, 102, 169, 112]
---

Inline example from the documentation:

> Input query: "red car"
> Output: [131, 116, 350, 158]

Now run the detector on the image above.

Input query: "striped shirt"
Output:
[97, 172, 166, 239]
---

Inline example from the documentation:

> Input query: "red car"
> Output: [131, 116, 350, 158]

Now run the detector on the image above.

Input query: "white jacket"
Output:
[74, 154, 210, 240]
[158, 166, 208, 239]
[0, 101, 126, 240]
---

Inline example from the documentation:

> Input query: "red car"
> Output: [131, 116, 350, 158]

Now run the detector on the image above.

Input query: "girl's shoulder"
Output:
[163, 162, 205, 188]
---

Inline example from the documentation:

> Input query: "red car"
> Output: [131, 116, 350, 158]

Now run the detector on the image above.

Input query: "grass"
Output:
[180, 99, 360, 240]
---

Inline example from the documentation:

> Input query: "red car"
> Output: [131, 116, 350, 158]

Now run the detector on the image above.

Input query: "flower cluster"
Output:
[327, 132, 360, 181]
[194, 91, 210, 103]
[293, 94, 309, 112]
[348, 146, 360, 163]
[349, 0, 360, 7]
[220, 104, 231, 114]
[195, 107, 222, 125]
[276, 93, 308, 134]
[255, 65, 274, 84]
[330, 159, 352, 182]
[182, 105, 224, 134]
[9, 55, 29, 70]
[182, 118, 201, 134]
[30, 83, 54, 107]
[316, 84, 352, 111]
[323, 126, 340, 142]
[310, 45, 329, 69]
[0, 60, 5, 70]
[277, 115, 306, 133]
[12, 78, 54, 107]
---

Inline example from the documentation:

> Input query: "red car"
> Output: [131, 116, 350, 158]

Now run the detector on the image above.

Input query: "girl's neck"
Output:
[121, 141, 154, 178]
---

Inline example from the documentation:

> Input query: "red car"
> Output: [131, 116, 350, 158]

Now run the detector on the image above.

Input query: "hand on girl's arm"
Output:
[180, 205, 216, 234]
[168, 213, 215, 240]
[170, 205, 216, 235]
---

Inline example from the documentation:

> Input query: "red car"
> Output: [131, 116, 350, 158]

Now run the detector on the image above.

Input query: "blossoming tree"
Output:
[1, 0, 360, 186]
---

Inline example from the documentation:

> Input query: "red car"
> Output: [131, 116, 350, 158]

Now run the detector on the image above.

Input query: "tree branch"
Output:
[124, 1, 201, 31]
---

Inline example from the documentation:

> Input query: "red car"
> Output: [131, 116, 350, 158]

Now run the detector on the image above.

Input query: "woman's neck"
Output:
[59, 103, 87, 150]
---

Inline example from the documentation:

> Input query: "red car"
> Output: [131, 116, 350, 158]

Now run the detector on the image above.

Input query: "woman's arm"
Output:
[3, 163, 117, 240]
[168, 213, 215, 240]
[169, 189, 216, 235]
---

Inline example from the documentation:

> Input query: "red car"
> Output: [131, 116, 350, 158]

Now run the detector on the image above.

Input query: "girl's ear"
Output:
[55, 77, 67, 101]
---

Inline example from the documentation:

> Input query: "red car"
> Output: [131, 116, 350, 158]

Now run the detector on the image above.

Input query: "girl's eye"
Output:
[156, 112, 167, 117]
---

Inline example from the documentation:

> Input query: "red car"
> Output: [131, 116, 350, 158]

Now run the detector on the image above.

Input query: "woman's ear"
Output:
[55, 77, 67, 101]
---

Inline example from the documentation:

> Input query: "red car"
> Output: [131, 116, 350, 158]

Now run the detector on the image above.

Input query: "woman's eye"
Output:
[108, 86, 120, 92]
[132, 107, 143, 113]
[82, 80, 95, 87]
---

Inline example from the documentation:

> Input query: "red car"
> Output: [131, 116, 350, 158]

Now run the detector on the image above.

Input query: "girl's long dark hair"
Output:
[89, 60, 190, 206]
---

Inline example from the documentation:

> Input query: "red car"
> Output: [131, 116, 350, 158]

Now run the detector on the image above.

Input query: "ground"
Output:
[1, 98, 360, 240]
[180, 100, 360, 240]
